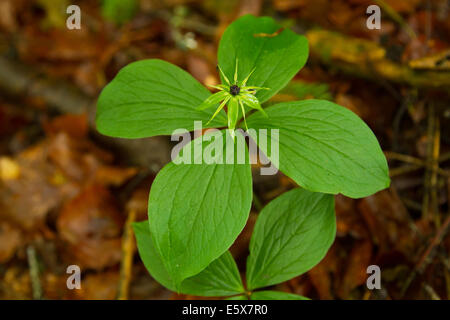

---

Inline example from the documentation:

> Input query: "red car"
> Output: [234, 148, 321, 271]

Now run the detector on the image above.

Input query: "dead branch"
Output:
[306, 30, 450, 91]
[0, 55, 171, 170]
[401, 215, 450, 296]
[117, 209, 136, 300]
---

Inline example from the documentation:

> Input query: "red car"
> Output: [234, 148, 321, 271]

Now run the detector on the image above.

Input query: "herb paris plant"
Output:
[96, 15, 390, 297]
[133, 188, 334, 300]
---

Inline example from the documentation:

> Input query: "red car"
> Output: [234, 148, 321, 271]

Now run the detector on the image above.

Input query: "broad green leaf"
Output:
[148, 130, 252, 287]
[96, 59, 226, 139]
[181, 249, 244, 296]
[250, 291, 309, 300]
[133, 221, 244, 296]
[246, 188, 335, 290]
[133, 221, 174, 291]
[245, 99, 390, 198]
[218, 15, 308, 103]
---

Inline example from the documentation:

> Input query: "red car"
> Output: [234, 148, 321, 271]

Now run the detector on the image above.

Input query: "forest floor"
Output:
[0, 0, 449, 300]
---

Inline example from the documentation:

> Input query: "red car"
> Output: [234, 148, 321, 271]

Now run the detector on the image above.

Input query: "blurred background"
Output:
[0, 0, 449, 300]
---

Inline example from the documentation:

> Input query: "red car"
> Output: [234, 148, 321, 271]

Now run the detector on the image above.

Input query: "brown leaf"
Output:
[0, 143, 64, 230]
[308, 245, 338, 300]
[0, 221, 22, 263]
[335, 194, 368, 238]
[336, 240, 372, 298]
[0, 0, 21, 32]
[0, 267, 31, 299]
[63, 238, 123, 271]
[69, 271, 119, 300]
[94, 166, 138, 187]
[230, 212, 257, 263]
[19, 27, 102, 62]
[57, 185, 123, 270]
[358, 189, 417, 256]
[272, 0, 308, 11]
[43, 114, 89, 139]
[126, 181, 154, 222]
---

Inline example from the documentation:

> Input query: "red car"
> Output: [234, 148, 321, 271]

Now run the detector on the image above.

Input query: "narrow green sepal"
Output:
[207, 84, 228, 91]
[239, 100, 248, 131]
[218, 65, 231, 86]
[197, 91, 228, 110]
[206, 96, 230, 125]
[240, 67, 256, 87]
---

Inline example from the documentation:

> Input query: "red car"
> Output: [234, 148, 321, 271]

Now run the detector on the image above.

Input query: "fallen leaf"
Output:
[0, 221, 22, 263]
[57, 185, 124, 270]
[336, 239, 372, 298]
[69, 271, 119, 300]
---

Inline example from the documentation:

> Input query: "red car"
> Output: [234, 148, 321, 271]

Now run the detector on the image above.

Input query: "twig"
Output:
[438, 253, 450, 299]
[385, 151, 450, 178]
[422, 105, 435, 218]
[374, 0, 417, 39]
[117, 209, 137, 300]
[307, 30, 450, 90]
[393, 151, 449, 167]
[385, 151, 424, 166]
[423, 284, 441, 300]
[431, 115, 440, 226]
[392, 91, 416, 151]
[401, 197, 423, 211]
[389, 164, 422, 177]
[27, 245, 42, 300]
[401, 215, 450, 296]
[417, 216, 450, 274]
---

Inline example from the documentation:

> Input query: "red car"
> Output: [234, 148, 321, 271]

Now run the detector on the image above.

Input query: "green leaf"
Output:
[148, 130, 252, 287]
[246, 188, 335, 290]
[133, 221, 244, 296]
[218, 15, 308, 103]
[245, 99, 390, 198]
[96, 59, 226, 139]
[250, 291, 309, 300]
[181, 249, 244, 296]
[133, 221, 175, 291]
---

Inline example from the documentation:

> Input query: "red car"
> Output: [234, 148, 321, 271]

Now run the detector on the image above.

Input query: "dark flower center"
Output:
[230, 85, 240, 96]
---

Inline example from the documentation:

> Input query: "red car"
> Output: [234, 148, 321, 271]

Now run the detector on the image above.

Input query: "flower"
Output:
[197, 60, 269, 137]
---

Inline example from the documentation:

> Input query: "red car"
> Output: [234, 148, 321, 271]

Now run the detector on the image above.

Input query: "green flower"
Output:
[197, 59, 269, 137]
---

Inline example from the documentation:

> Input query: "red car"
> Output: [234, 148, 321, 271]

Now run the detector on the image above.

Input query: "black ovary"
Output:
[230, 85, 240, 96]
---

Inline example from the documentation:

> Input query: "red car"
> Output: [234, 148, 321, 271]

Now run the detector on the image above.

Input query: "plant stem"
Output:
[27, 245, 42, 300]
[117, 209, 136, 300]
